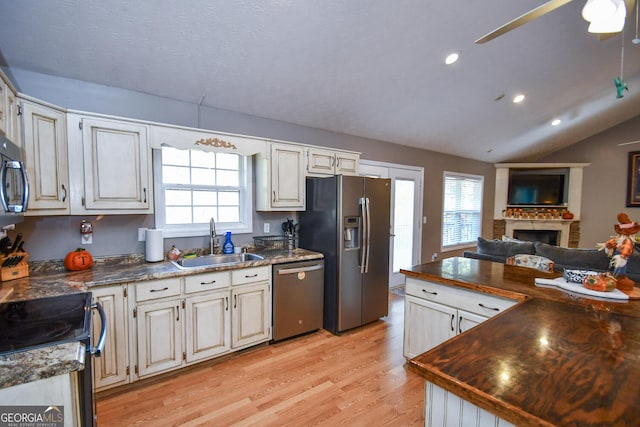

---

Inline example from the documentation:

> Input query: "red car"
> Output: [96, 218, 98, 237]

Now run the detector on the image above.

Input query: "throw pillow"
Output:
[506, 254, 555, 272]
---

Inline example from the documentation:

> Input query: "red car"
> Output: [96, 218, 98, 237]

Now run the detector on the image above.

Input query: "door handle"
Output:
[91, 302, 107, 357]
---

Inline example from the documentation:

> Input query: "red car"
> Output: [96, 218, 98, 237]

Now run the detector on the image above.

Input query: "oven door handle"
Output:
[91, 302, 107, 357]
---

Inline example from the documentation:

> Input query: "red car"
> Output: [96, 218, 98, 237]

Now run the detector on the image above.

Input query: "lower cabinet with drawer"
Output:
[403, 277, 516, 359]
[129, 266, 272, 381]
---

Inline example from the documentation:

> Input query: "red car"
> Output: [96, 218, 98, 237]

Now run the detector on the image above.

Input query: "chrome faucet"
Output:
[210, 217, 219, 254]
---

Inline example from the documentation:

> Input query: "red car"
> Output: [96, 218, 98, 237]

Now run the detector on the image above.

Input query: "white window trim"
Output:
[153, 149, 253, 238]
[441, 171, 484, 252]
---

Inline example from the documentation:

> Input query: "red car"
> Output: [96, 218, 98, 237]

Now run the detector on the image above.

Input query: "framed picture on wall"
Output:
[627, 151, 640, 207]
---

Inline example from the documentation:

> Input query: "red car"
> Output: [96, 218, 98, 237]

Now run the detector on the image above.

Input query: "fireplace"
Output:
[513, 229, 559, 246]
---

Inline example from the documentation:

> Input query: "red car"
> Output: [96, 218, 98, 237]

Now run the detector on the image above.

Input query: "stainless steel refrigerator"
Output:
[298, 175, 391, 334]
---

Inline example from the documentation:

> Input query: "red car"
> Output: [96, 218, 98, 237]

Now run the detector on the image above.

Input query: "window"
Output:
[154, 147, 253, 238]
[442, 172, 483, 249]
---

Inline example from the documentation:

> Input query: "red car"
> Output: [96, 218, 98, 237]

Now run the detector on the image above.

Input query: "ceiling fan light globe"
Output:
[582, 0, 618, 23]
[587, 1, 626, 33]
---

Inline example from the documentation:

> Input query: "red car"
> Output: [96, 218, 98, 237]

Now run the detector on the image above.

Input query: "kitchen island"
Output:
[402, 257, 640, 427]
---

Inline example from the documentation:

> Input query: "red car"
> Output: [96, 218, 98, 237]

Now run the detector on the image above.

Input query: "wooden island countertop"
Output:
[401, 257, 640, 427]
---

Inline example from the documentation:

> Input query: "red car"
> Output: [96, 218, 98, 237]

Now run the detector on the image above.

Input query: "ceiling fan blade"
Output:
[597, 0, 636, 40]
[476, 0, 575, 44]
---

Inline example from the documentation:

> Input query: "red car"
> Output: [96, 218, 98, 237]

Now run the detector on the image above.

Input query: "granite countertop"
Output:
[0, 342, 85, 388]
[0, 248, 323, 389]
[0, 248, 323, 303]
[402, 257, 640, 426]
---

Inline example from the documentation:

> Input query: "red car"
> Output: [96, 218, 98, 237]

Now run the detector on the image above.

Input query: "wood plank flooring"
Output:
[96, 293, 425, 426]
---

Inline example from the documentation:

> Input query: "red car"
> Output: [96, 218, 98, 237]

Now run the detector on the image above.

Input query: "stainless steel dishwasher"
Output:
[272, 259, 324, 341]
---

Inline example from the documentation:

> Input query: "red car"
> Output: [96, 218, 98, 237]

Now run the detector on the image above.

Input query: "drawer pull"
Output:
[458, 317, 463, 334]
[421, 289, 438, 295]
[150, 287, 169, 293]
[450, 314, 455, 332]
[201, 280, 216, 285]
[479, 303, 500, 312]
[245, 273, 259, 278]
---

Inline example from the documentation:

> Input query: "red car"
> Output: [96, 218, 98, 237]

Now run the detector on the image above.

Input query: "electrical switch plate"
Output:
[82, 234, 93, 245]
[138, 228, 146, 242]
[264, 223, 270, 233]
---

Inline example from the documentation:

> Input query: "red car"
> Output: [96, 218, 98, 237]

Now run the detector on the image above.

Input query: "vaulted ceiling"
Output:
[1, 0, 640, 162]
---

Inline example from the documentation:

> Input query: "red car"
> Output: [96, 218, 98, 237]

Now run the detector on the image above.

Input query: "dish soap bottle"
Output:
[222, 231, 235, 254]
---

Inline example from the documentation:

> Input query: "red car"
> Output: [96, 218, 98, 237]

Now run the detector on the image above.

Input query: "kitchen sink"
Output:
[171, 253, 264, 269]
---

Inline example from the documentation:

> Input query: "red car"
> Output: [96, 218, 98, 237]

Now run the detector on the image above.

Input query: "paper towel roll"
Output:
[145, 228, 164, 262]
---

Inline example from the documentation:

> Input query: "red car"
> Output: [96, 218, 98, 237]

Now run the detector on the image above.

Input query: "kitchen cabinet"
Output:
[21, 97, 70, 215]
[230, 266, 271, 349]
[184, 270, 231, 363]
[91, 284, 129, 391]
[67, 113, 153, 214]
[256, 142, 305, 211]
[130, 266, 271, 380]
[5, 88, 20, 146]
[306, 147, 360, 176]
[185, 289, 231, 363]
[403, 277, 516, 359]
[132, 278, 183, 378]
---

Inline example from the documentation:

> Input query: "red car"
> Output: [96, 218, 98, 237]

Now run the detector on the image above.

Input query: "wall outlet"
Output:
[138, 228, 146, 242]
[431, 253, 438, 261]
[264, 223, 270, 233]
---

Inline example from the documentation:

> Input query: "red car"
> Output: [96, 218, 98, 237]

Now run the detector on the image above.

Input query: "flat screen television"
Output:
[507, 173, 566, 206]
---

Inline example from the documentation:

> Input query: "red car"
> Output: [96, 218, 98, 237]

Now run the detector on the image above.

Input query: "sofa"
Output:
[463, 237, 640, 283]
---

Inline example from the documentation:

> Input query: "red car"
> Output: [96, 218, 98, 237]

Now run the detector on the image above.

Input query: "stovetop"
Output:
[0, 292, 92, 355]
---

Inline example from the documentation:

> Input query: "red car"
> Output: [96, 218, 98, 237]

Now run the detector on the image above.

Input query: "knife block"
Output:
[0, 251, 29, 282]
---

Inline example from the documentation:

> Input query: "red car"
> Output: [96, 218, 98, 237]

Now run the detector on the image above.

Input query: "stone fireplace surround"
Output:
[493, 163, 589, 248]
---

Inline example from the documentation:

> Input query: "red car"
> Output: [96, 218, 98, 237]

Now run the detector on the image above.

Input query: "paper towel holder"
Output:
[145, 228, 164, 263]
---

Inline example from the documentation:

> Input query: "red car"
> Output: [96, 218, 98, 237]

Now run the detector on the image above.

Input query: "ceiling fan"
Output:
[476, 0, 636, 44]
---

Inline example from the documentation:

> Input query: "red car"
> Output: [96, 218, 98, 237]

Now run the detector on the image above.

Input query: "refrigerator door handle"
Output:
[365, 197, 371, 273]
[359, 197, 367, 274]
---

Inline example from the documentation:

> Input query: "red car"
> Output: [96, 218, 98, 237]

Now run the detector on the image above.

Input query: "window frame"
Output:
[441, 171, 484, 251]
[153, 148, 253, 238]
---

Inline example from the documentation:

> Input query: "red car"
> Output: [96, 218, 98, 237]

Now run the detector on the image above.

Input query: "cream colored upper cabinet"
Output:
[256, 142, 305, 211]
[21, 98, 70, 215]
[0, 76, 6, 137]
[0, 71, 20, 145]
[306, 147, 360, 176]
[68, 113, 153, 214]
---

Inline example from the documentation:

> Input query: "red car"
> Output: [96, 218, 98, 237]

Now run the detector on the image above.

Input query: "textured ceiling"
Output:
[1, 0, 640, 162]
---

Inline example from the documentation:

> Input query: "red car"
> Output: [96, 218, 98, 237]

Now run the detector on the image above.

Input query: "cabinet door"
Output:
[136, 299, 183, 378]
[92, 285, 129, 391]
[81, 117, 151, 211]
[457, 309, 488, 335]
[403, 295, 456, 359]
[6, 90, 20, 145]
[231, 283, 271, 349]
[307, 147, 335, 175]
[270, 143, 304, 209]
[185, 291, 231, 363]
[335, 151, 359, 175]
[22, 100, 70, 214]
[0, 78, 6, 136]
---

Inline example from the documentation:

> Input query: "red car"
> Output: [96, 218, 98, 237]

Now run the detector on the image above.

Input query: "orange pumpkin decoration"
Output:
[64, 248, 93, 271]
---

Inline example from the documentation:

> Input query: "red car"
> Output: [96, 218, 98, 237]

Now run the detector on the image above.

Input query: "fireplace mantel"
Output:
[504, 219, 574, 247]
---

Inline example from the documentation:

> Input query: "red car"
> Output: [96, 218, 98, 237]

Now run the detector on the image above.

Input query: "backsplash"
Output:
[18, 211, 296, 262]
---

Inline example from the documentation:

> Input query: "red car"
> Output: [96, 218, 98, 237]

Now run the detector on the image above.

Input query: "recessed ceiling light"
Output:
[444, 52, 460, 65]
[513, 94, 526, 103]
[551, 118, 562, 126]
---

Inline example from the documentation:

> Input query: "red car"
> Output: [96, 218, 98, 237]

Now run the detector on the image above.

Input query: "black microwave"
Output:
[0, 133, 28, 227]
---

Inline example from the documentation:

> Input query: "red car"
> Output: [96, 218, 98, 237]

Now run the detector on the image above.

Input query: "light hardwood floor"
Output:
[96, 293, 425, 426]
